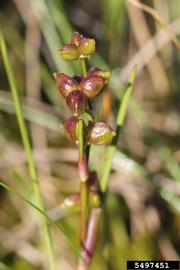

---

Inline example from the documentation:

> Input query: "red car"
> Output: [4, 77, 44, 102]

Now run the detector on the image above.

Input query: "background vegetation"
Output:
[0, 0, 180, 269]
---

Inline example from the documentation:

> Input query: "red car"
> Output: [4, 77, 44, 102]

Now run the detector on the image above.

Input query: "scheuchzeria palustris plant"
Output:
[0, 27, 136, 269]
[54, 32, 115, 268]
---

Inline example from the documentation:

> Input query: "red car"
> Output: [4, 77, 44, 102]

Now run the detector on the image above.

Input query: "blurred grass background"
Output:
[0, 0, 180, 269]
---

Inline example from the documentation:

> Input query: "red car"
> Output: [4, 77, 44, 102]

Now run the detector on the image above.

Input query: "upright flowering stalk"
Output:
[54, 32, 115, 269]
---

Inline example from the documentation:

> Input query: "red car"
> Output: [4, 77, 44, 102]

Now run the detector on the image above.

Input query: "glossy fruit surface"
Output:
[88, 122, 116, 144]
[80, 75, 104, 99]
[66, 90, 88, 116]
[54, 73, 79, 98]
[63, 117, 79, 142]
[88, 67, 110, 85]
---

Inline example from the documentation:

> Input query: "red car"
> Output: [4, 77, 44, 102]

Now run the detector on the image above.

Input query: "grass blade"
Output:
[0, 28, 55, 270]
[128, 0, 180, 48]
[0, 181, 80, 257]
[0, 94, 62, 132]
[100, 65, 137, 192]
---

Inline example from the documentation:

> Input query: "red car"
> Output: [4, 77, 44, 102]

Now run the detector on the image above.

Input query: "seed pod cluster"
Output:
[54, 68, 111, 115]
[54, 32, 115, 145]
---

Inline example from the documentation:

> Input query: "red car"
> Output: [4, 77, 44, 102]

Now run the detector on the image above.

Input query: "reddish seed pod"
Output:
[88, 122, 116, 145]
[71, 32, 81, 46]
[63, 117, 79, 142]
[80, 75, 104, 99]
[54, 73, 79, 98]
[88, 67, 111, 85]
[66, 90, 88, 116]
[59, 44, 79, 61]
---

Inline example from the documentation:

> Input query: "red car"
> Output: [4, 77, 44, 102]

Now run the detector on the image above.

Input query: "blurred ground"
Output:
[0, 0, 180, 269]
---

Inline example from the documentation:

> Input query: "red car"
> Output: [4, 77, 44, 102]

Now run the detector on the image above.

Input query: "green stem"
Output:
[80, 181, 88, 244]
[78, 119, 89, 268]
[100, 65, 137, 192]
[80, 58, 87, 77]
[0, 29, 55, 270]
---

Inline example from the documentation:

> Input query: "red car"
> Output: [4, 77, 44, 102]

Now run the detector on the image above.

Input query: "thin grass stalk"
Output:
[78, 119, 89, 270]
[128, 0, 180, 48]
[0, 29, 55, 270]
[97, 65, 138, 264]
[0, 181, 81, 257]
[100, 65, 137, 192]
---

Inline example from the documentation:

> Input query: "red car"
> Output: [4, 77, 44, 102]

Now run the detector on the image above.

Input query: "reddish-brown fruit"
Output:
[63, 117, 79, 142]
[66, 90, 88, 116]
[88, 122, 116, 145]
[59, 44, 78, 61]
[88, 67, 110, 85]
[80, 75, 104, 99]
[54, 73, 79, 98]
[71, 32, 81, 46]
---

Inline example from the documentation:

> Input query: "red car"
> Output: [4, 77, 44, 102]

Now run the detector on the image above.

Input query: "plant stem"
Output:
[78, 119, 89, 269]
[0, 29, 55, 270]
[81, 58, 87, 77]
[100, 65, 137, 192]
[83, 208, 101, 263]
[80, 181, 88, 243]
